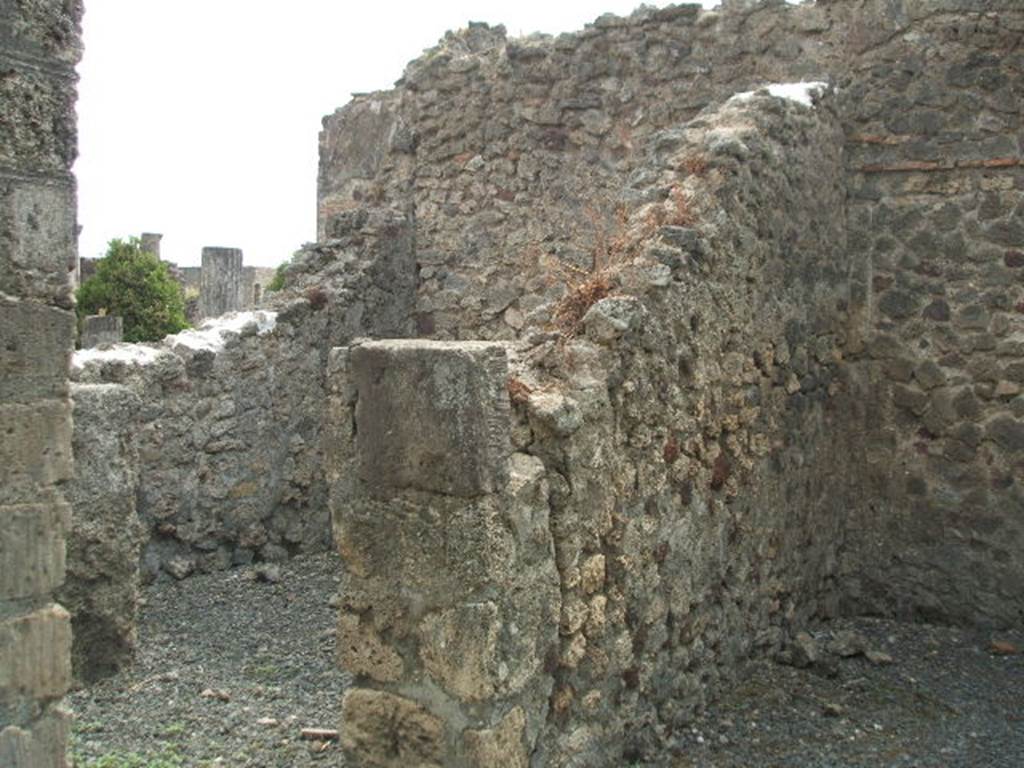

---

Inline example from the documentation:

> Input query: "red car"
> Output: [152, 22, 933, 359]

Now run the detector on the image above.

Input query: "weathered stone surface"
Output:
[463, 707, 529, 768]
[79, 314, 123, 349]
[57, 384, 144, 684]
[0, 605, 71, 705]
[0, 709, 70, 768]
[418, 602, 502, 702]
[0, 297, 73, 403]
[336, 612, 403, 683]
[200, 247, 244, 318]
[340, 689, 444, 768]
[0, 503, 70, 600]
[70, 209, 417, 577]
[0, 400, 72, 505]
[1, 3, 80, 763]
[350, 340, 511, 498]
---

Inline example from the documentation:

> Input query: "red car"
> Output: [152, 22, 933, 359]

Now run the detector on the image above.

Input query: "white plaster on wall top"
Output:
[169, 311, 278, 353]
[730, 81, 829, 107]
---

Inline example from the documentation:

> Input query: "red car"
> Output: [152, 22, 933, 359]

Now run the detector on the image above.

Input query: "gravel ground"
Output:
[670, 618, 1024, 768]
[69, 552, 349, 767]
[69, 552, 1023, 767]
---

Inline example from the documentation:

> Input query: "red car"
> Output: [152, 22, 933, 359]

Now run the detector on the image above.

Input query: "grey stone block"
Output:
[350, 339, 511, 498]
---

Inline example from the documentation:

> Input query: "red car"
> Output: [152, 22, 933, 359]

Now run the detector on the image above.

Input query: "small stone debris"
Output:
[166, 556, 195, 581]
[822, 702, 844, 717]
[327, 593, 342, 609]
[865, 649, 894, 666]
[300, 727, 340, 741]
[790, 631, 820, 668]
[200, 687, 231, 702]
[990, 640, 1018, 656]
[255, 563, 282, 584]
[828, 630, 869, 658]
[256, 717, 279, 727]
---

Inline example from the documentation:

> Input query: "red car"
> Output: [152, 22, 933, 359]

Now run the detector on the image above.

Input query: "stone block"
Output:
[986, 416, 1024, 452]
[0, 400, 72, 505]
[0, 182, 76, 296]
[0, 708, 70, 768]
[79, 314, 123, 348]
[0, 503, 70, 600]
[0, 605, 71, 705]
[418, 601, 502, 702]
[340, 688, 444, 768]
[0, 69, 77, 177]
[0, 297, 73, 403]
[336, 612, 403, 683]
[463, 707, 528, 768]
[350, 340, 511, 497]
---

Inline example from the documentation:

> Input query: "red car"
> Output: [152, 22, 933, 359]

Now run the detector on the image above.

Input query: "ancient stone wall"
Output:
[70, 211, 416, 577]
[328, 88, 871, 765]
[0, 1, 81, 764]
[57, 384, 144, 684]
[319, 0, 1024, 630]
[836, 3, 1024, 627]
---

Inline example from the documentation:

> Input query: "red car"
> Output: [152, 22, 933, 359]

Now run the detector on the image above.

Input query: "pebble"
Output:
[255, 563, 282, 583]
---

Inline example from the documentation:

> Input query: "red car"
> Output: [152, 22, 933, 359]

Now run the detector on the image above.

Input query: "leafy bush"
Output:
[266, 258, 290, 292]
[77, 237, 189, 343]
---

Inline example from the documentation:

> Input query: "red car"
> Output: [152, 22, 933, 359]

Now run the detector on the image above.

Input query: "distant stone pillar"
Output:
[140, 232, 162, 259]
[80, 315, 123, 349]
[200, 247, 244, 318]
[326, 340, 559, 767]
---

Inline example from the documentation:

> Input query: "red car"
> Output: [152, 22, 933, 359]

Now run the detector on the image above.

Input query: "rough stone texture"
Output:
[70, 213, 416, 577]
[79, 314, 123, 348]
[327, 86, 865, 765]
[340, 689, 445, 768]
[328, 341, 560, 766]
[318, 0, 1024, 631]
[350, 340, 511, 497]
[57, 384, 144, 684]
[533, 92, 857, 766]
[0, 1, 81, 764]
[462, 707, 529, 768]
[199, 246, 244, 318]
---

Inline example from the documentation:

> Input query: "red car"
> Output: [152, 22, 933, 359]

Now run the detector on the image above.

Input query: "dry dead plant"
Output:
[668, 186, 698, 227]
[506, 376, 534, 405]
[545, 202, 638, 338]
[679, 154, 709, 177]
[540, 186, 702, 339]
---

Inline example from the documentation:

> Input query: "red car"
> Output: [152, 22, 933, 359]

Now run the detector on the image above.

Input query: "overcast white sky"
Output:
[76, 1, 721, 268]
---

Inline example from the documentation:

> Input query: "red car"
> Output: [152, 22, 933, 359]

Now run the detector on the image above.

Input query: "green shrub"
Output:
[265, 258, 290, 292]
[77, 237, 189, 343]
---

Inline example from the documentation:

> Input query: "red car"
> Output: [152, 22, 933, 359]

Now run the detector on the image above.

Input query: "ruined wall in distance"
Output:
[70, 212, 416, 578]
